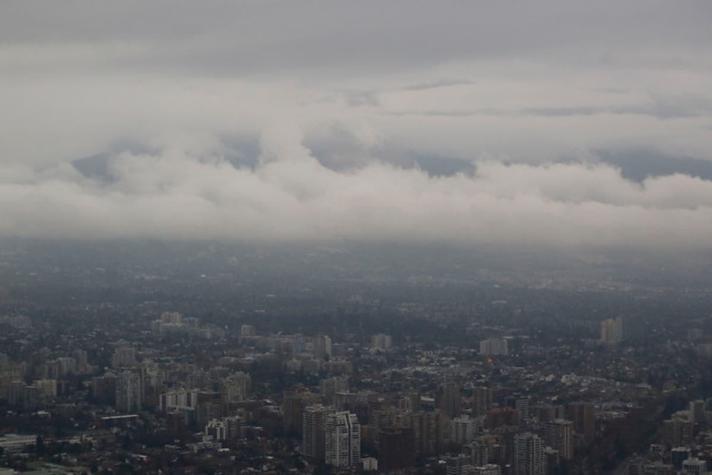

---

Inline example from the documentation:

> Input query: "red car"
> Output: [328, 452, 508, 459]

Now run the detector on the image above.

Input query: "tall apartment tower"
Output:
[223, 372, 251, 402]
[282, 390, 318, 436]
[111, 345, 137, 368]
[682, 457, 707, 474]
[320, 376, 349, 404]
[600, 317, 623, 345]
[370, 333, 393, 351]
[472, 386, 494, 416]
[313, 335, 332, 360]
[410, 410, 447, 457]
[567, 402, 595, 441]
[479, 338, 509, 356]
[240, 324, 256, 338]
[473, 465, 502, 475]
[545, 419, 574, 460]
[438, 380, 463, 418]
[303, 404, 330, 461]
[514, 432, 544, 475]
[325, 411, 361, 468]
[115, 370, 143, 413]
[690, 400, 705, 424]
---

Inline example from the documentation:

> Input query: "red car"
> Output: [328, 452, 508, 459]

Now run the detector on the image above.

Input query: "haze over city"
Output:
[2, 2, 712, 475]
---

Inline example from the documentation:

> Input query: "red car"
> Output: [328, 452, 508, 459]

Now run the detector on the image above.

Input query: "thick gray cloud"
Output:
[1, 1, 712, 249]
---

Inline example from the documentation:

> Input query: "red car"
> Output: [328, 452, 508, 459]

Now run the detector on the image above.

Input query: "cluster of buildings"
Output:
[1, 301, 712, 475]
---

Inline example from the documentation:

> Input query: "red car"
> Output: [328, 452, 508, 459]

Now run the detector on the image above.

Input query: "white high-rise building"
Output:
[205, 415, 241, 442]
[325, 411, 361, 468]
[159, 388, 199, 411]
[514, 432, 544, 475]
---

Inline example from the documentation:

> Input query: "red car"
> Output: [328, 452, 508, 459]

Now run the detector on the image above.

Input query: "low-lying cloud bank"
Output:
[2, 1, 712, 251]
[2, 131, 712, 250]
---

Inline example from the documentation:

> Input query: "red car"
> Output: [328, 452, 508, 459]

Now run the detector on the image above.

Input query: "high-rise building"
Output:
[240, 324, 256, 338]
[111, 345, 137, 368]
[514, 432, 544, 475]
[515, 398, 530, 421]
[545, 419, 573, 460]
[6, 381, 23, 406]
[370, 334, 393, 351]
[160, 311, 183, 324]
[320, 376, 349, 404]
[543, 447, 560, 474]
[600, 317, 623, 345]
[682, 457, 707, 474]
[479, 338, 509, 356]
[55, 357, 77, 376]
[139, 362, 163, 410]
[204, 415, 241, 442]
[312, 335, 332, 360]
[303, 404, 331, 461]
[91, 372, 117, 405]
[115, 370, 143, 413]
[439, 380, 463, 418]
[195, 391, 225, 427]
[410, 410, 446, 456]
[451, 415, 479, 445]
[159, 388, 199, 411]
[73, 349, 89, 374]
[689, 400, 705, 424]
[445, 454, 471, 475]
[282, 390, 318, 436]
[362, 457, 378, 472]
[472, 464, 501, 475]
[398, 392, 421, 412]
[379, 427, 415, 470]
[222, 372, 251, 403]
[472, 387, 494, 416]
[34, 379, 57, 401]
[566, 402, 595, 441]
[486, 407, 519, 430]
[7, 381, 39, 410]
[325, 411, 361, 468]
[662, 417, 694, 446]
[467, 439, 490, 467]
[671, 447, 691, 470]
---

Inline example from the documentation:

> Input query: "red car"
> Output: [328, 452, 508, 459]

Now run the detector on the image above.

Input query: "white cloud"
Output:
[1, 1, 712, 249]
[2, 133, 712, 250]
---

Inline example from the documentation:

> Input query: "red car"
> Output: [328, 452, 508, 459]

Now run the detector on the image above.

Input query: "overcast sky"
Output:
[2, 1, 712, 250]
